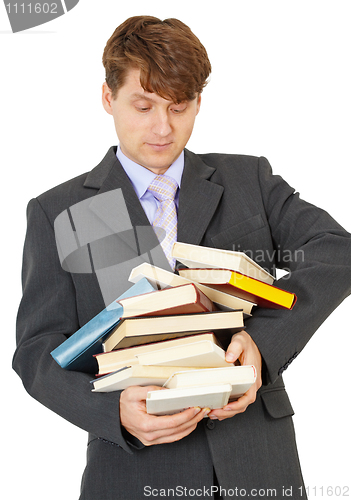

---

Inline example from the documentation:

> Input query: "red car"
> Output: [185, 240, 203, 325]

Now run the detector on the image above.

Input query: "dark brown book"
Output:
[118, 282, 215, 318]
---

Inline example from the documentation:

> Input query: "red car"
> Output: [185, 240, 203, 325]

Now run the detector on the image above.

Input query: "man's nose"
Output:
[151, 110, 172, 137]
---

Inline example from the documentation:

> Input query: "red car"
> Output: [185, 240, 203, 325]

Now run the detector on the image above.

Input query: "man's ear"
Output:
[196, 94, 202, 115]
[102, 82, 114, 115]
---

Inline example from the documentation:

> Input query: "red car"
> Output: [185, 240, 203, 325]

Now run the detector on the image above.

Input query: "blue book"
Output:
[51, 278, 156, 373]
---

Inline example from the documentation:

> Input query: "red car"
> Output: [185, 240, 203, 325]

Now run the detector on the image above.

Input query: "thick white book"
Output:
[136, 339, 232, 368]
[91, 364, 196, 393]
[146, 383, 233, 415]
[96, 333, 221, 375]
[172, 241, 275, 284]
[164, 365, 256, 400]
[102, 309, 244, 353]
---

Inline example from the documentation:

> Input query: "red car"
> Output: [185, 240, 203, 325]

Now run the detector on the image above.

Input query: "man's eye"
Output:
[136, 107, 150, 112]
[171, 105, 187, 114]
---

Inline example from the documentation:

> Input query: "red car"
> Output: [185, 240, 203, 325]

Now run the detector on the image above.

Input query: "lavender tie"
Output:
[148, 175, 178, 270]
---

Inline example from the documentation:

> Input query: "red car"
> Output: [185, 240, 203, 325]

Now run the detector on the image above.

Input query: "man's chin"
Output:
[139, 151, 179, 173]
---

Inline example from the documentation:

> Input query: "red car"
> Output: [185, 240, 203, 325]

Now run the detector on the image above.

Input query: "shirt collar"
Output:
[116, 146, 184, 200]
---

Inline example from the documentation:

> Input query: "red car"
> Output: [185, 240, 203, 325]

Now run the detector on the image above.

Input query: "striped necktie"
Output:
[148, 175, 178, 270]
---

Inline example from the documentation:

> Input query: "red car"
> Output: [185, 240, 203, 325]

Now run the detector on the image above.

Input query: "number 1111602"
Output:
[6, 3, 58, 14]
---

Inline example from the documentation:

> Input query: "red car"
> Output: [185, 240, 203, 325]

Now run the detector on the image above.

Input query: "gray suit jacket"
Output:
[13, 147, 351, 499]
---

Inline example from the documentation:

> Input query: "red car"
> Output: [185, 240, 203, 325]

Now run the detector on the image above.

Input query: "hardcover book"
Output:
[164, 365, 256, 400]
[102, 310, 244, 352]
[172, 241, 275, 284]
[178, 268, 297, 310]
[96, 333, 223, 375]
[136, 338, 232, 368]
[90, 364, 198, 393]
[146, 383, 233, 415]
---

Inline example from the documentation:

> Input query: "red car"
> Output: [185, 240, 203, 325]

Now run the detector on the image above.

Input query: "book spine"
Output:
[194, 284, 215, 312]
[50, 304, 124, 368]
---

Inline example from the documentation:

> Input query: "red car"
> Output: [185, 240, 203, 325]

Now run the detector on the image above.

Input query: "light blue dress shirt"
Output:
[116, 146, 184, 225]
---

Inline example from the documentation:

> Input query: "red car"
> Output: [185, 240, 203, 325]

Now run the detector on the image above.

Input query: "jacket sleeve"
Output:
[244, 156, 351, 384]
[13, 198, 134, 453]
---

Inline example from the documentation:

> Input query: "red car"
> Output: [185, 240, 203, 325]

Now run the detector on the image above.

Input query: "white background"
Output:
[1, 1, 350, 498]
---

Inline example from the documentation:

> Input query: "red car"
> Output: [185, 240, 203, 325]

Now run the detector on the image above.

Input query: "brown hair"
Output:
[102, 16, 211, 103]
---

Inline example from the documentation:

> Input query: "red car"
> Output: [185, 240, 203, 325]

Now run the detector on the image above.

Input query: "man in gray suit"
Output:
[13, 16, 351, 500]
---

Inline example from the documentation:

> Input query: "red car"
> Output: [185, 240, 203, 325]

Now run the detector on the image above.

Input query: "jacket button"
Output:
[206, 419, 216, 430]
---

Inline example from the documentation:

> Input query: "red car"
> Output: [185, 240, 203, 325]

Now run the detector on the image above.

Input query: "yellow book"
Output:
[178, 268, 296, 310]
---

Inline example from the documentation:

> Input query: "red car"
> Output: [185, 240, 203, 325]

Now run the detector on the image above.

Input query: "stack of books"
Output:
[93, 332, 258, 416]
[51, 242, 296, 415]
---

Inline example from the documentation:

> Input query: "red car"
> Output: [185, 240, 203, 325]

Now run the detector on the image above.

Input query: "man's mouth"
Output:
[146, 142, 172, 151]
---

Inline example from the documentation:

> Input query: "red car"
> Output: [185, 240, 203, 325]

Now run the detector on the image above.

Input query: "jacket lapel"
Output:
[178, 149, 224, 245]
[84, 146, 150, 228]
[84, 147, 161, 262]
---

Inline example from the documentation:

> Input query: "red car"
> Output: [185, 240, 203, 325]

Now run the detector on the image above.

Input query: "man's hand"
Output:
[120, 385, 210, 446]
[208, 330, 262, 421]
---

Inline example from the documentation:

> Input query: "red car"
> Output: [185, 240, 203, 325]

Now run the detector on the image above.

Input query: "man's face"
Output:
[102, 68, 201, 174]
